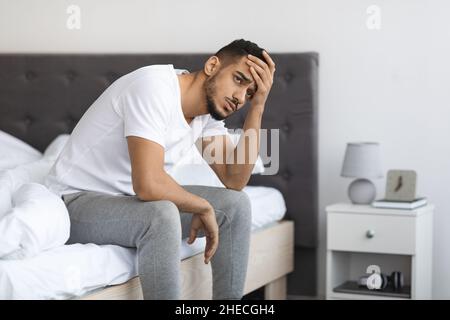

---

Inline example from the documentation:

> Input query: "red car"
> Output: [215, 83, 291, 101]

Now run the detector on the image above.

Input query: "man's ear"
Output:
[204, 56, 221, 76]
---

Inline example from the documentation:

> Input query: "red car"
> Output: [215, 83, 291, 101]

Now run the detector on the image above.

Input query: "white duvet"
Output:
[0, 183, 70, 260]
[0, 134, 71, 260]
[0, 243, 138, 299]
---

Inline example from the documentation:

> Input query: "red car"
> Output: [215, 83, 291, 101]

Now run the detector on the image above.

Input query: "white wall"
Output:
[1, 0, 449, 299]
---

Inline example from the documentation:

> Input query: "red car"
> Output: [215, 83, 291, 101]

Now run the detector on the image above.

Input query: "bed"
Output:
[0, 185, 288, 299]
[0, 53, 318, 299]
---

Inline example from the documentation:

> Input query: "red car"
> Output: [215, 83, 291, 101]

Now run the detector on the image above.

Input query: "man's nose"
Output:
[233, 91, 246, 108]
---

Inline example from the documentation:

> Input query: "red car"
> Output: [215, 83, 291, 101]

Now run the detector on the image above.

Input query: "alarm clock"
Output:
[385, 170, 417, 201]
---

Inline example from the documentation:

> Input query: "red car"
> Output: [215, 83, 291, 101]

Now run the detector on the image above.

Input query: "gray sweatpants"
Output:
[61, 185, 252, 300]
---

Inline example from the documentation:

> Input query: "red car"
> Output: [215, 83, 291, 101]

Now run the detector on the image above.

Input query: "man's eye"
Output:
[234, 76, 242, 83]
[246, 91, 254, 98]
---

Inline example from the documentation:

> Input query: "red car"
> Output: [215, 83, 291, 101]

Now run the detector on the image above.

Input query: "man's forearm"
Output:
[222, 50, 275, 190]
[225, 104, 264, 190]
[136, 171, 211, 215]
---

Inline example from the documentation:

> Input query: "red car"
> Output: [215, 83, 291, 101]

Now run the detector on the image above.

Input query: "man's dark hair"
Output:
[215, 39, 267, 67]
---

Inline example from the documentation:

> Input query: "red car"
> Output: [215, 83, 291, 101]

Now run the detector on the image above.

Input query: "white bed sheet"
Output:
[0, 185, 286, 299]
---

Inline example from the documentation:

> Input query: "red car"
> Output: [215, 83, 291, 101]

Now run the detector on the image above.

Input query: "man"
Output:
[45, 39, 276, 300]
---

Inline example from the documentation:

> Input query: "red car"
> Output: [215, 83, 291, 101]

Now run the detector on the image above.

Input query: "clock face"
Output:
[385, 170, 417, 201]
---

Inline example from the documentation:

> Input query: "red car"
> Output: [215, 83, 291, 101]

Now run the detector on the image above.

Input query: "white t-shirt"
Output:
[45, 64, 228, 196]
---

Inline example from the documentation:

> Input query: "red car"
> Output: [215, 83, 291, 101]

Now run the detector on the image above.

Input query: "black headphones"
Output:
[358, 271, 404, 291]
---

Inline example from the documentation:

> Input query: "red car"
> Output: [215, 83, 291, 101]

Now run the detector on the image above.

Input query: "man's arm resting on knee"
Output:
[127, 136, 211, 215]
[127, 136, 219, 264]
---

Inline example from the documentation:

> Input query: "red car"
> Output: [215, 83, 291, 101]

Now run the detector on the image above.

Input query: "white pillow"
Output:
[0, 159, 54, 218]
[0, 130, 42, 170]
[0, 134, 70, 219]
[0, 134, 72, 259]
[169, 153, 224, 187]
[0, 182, 70, 260]
[168, 133, 265, 187]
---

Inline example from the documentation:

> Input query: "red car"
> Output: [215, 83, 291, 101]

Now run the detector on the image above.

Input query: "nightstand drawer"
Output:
[327, 213, 416, 254]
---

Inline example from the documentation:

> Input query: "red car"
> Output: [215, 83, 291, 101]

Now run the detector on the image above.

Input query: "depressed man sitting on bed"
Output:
[44, 39, 275, 300]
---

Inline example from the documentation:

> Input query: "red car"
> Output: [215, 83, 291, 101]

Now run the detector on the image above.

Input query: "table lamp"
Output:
[341, 142, 383, 204]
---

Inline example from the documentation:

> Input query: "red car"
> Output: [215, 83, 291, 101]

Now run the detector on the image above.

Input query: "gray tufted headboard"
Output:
[0, 53, 318, 294]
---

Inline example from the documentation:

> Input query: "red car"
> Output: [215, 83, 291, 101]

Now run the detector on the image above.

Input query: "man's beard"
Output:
[205, 75, 226, 121]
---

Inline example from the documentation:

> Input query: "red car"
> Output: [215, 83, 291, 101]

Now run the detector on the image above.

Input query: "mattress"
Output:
[0, 185, 286, 299]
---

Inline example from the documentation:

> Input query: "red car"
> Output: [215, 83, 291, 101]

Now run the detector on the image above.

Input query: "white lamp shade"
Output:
[341, 142, 383, 179]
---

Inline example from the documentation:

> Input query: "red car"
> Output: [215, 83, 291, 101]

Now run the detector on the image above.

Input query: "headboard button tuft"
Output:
[23, 116, 33, 127]
[25, 71, 36, 81]
[284, 72, 293, 83]
[66, 71, 77, 81]
[282, 170, 291, 180]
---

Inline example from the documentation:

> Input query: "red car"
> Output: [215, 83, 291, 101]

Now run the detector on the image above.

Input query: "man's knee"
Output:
[143, 200, 181, 232]
[234, 190, 252, 213]
[216, 189, 252, 224]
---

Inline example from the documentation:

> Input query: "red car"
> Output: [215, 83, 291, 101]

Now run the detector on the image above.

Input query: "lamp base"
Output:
[348, 178, 376, 205]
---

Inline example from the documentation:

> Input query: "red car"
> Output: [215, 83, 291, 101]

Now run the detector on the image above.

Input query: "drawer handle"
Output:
[366, 230, 375, 239]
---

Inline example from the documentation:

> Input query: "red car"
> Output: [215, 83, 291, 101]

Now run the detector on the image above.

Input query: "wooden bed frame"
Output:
[81, 221, 294, 300]
[0, 52, 318, 299]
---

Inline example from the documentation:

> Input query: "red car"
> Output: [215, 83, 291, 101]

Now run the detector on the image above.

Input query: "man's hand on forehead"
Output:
[245, 51, 276, 108]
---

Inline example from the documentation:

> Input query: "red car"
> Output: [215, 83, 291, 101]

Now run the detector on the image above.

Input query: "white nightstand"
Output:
[326, 203, 433, 300]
